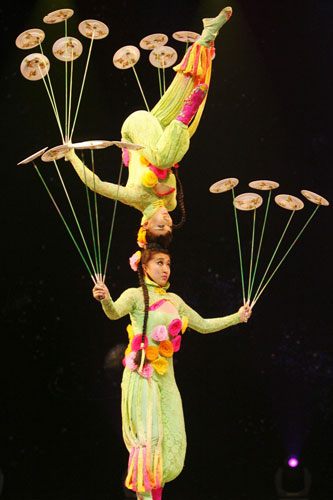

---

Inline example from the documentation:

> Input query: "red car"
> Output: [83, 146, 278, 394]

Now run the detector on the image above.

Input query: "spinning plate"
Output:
[43, 9, 74, 24]
[149, 46, 178, 68]
[172, 31, 200, 43]
[17, 147, 48, 165]
[52, 37, 83, 61]
[249, 179, 279, 190]
[70, 140, 113, 150]
[20, 53, 50, 80]
[233, 193, 263, 211]
[209, 177, 239, 193]
[301, 190, 329, 206]
[111, 140, 143, 151]
[113, 45, 140, 69]
[15, 29, 45, 49]
[139, 33, 168, 50]
[275, 194, 304, 211]
[41, 144, 71, 162]
[78, 20, 109, 40]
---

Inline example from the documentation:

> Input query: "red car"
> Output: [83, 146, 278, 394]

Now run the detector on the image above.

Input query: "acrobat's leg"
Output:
[152, 7, 232, 134]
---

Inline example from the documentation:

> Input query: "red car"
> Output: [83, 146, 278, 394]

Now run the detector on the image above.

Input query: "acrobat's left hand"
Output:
[238, 303, 252, 323]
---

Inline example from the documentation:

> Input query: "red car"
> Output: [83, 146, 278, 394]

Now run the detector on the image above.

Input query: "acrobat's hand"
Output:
[238, 302, 252, 323]
[92, 281, 110, 302]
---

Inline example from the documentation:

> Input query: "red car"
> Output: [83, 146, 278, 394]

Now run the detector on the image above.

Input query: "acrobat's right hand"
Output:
[92, 281, 110, 302]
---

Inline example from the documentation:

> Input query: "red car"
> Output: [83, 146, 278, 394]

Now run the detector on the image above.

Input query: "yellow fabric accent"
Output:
[125, 453, 135, 489]
[137, 447, 144, 492]
[140, 155, 150, 165]
[181, 316, 188, 333]
[127, 324, 134, 340]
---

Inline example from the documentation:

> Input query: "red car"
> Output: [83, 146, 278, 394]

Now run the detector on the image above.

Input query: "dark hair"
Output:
[134, 244, 170, 366]
[145, 229, 173, 248]
[173, 168, 186, 230]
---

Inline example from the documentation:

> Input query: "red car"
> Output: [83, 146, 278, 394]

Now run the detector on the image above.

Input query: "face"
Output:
[142, 252, 171, 287]
[144, 207, 173, 236]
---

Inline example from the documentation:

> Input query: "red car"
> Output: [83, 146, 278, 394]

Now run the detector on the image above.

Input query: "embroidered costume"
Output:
[101, 276, 242, 497]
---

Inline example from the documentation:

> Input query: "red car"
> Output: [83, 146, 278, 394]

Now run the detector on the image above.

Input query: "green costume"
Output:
[65, 7, 233, 222]
[101, 276, 242, 497]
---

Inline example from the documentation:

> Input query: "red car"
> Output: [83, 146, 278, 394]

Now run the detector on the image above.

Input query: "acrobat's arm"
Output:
[169, 293, 245, 334]
[65, 149, 137, 207]
[93, 285, 139, 320]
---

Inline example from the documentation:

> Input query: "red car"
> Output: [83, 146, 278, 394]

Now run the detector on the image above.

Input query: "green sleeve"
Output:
[100, 288, 139, 320]
[65, 149, 137, 207]
[169, 293, 242, 334]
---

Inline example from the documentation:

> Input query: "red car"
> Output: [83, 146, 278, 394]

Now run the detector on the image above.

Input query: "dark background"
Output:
[1, 0, 332, 499]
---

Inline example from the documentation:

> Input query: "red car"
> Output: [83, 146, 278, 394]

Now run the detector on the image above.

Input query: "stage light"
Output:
[275, 458, 311, 499]
[287, 456, 299, 468]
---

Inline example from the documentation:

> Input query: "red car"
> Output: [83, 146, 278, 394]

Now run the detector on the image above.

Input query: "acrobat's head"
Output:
[138, 204, 173, 248]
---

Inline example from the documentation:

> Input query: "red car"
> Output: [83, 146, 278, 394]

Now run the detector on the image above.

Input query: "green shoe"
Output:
[200, 6, 233, 46]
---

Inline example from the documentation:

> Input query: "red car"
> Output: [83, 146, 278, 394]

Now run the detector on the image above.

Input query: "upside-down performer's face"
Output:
[143, 207, 173, 237]
[142, 252, 171, 287]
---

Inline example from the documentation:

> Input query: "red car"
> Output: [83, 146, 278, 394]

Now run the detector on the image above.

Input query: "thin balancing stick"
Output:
[251, 205, 320, 308]
[248, 190, 272, 300]
[33, 162, 96, 283]
[131, 66, 150, 112]
[102, 159, 125, 281]
[246, 208, 257, 302]
[251, 210, 295, 306]
[157, 67, 163, 98]
[67, 53, 74, 142]
[39, 43, 65, 143]
[162, 67, 166, 94]
[53, 160, 98, 277]
[91, 151, 102, 280]
[70, 34, 95, 141]
[232, 187, 246, 305]
[64, 19, 68, 141]
[82, 153, 99, 279]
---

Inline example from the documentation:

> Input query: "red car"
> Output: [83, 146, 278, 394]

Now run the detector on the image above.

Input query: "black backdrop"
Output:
[1, 0, 332, 499]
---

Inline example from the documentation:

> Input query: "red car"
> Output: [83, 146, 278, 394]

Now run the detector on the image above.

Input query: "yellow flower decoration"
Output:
[142, 169, 158, 188]
[124, 344, 132, 357]
[152, 356, 169, 375]
[181, 316, 188, 334]
[137, 226, 147, 248]
[126, 324, 134, 341]
[140, 155, 150, 166]
[146, 345, 159, 362]
[159, 340, 174, 358]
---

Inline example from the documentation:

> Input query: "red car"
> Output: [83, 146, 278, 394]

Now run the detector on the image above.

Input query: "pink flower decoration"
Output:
[131, 334, 148, 352]
[151, 325, 168, 342]
[140, 363, 153, 379]
[172, 335, 182, 353]
[122, 148, 130, 167]
[149, 165, 168, 180]
[125, 352, 138, 371]
[129, 250, 141, 271]
[168, 318, 182, 337]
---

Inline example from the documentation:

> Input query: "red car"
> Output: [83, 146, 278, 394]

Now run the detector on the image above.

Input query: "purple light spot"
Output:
[288, 457, 299, 468]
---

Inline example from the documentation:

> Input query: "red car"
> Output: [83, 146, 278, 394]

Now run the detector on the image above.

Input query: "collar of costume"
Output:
[144, 275, 170, 293]
[141, 200, 165, 224]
